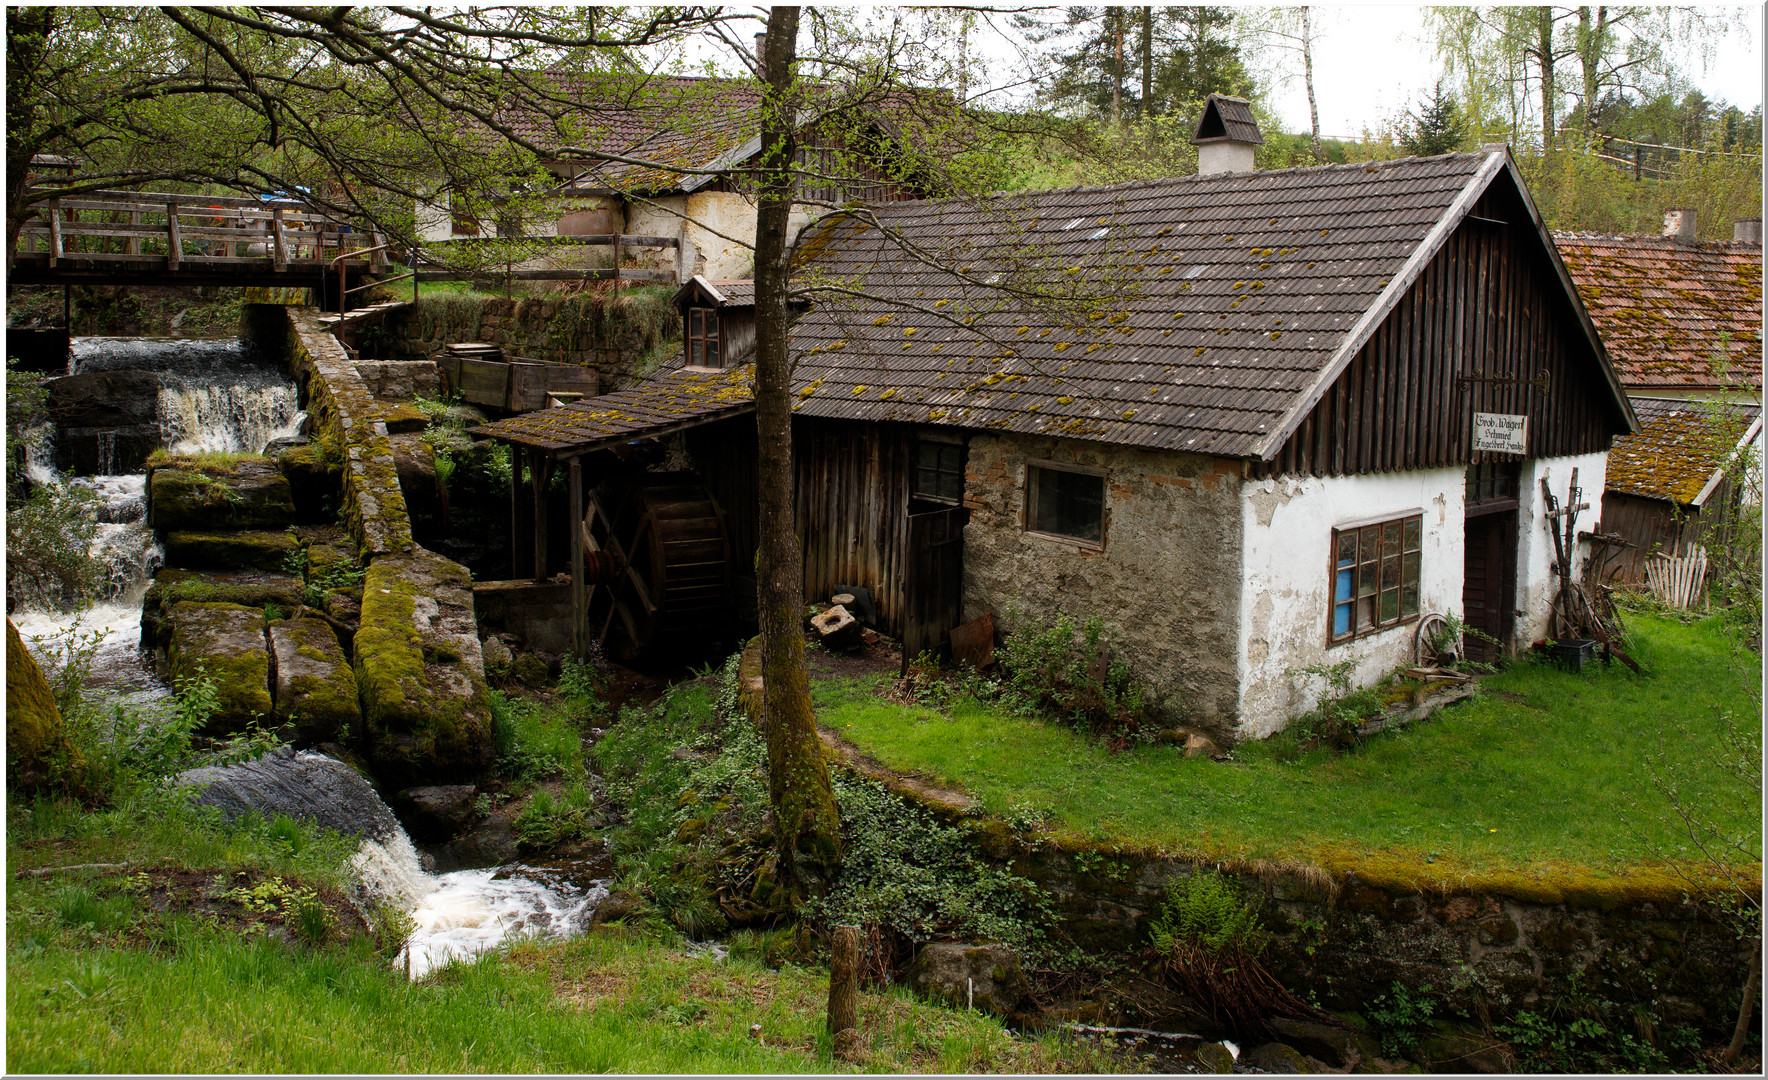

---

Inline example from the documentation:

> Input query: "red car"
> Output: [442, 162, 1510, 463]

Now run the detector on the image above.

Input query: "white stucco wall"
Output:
[415, 197, 454, 244]
[1237, 468, 1467, 738]
[1515, 451, 1609, 648]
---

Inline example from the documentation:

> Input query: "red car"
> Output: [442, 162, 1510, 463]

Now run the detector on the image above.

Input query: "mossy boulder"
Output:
[278, 443, 343, 523]
[269, 617, 360, 745]
[141, 568, 304, 653]
[6, 618, 82, 791]
[147, 455, 296, 533]
[164, 530, 302, 573]
[353, 547, 492, 783]
[165, 602, 273, 734]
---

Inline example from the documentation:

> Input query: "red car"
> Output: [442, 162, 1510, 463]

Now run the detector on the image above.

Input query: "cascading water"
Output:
[186, 748, 606, 979]
[13, 337, 305, 693]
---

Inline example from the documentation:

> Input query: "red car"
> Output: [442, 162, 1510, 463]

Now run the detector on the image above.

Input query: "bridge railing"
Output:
[14, 190, 387, 272]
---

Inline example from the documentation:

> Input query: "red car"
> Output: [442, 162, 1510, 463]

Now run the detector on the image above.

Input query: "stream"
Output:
[17, 334, 604, 979]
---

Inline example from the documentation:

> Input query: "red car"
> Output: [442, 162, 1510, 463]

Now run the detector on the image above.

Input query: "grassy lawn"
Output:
[8, 913, 1115, 1074]
[813, 615, 1761, 883]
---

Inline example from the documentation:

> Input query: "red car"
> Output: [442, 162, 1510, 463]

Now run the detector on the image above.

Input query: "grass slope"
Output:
[815, 615, 1761, 878]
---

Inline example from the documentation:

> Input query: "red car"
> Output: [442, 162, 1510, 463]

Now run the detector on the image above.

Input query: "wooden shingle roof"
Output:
[785, 149, 1545, 458]
[1554, 232, 1762, 394]
[1192, 94, 1264, 147]
[472, 365, 754, 453]
[1604, 396, 1760, 506]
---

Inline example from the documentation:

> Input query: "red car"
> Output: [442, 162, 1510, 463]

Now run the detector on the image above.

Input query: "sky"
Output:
[1262, 5, 1763, 139]
[935, 3, 1765, 138]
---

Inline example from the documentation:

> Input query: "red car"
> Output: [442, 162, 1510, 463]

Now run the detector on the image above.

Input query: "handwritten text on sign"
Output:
[1473, 412, 1528, 453]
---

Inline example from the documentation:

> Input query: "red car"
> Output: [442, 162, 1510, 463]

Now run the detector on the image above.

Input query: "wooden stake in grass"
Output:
[828, 925, 860, 1060]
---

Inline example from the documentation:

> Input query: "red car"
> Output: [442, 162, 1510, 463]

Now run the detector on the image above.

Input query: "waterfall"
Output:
[157, 383, 303, 456]
[184, 748, 606, 980]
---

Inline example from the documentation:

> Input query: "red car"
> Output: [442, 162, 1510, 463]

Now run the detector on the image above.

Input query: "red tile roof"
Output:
[1554, 232, 1762, 394]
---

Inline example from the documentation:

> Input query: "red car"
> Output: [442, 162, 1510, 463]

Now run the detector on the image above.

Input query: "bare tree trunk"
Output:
[1535, 6, 1556, 151]
[1139, 7, 1152, 119]
[1302, 7, 1323, 164]
[1112, 8, 1124, 124]
[1723, 939, 1761, 1067]
[754, 5, 841, 906]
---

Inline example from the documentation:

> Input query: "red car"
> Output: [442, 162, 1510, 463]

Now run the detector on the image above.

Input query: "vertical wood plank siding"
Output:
[1267, 188, 1622, 478]
[793, 416, 914, 636]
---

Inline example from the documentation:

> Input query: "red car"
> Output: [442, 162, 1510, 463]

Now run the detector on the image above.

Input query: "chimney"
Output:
[1735, 217, 1762, 244]
[756, 31, 767, 61]
[1191, 93, 1264, 175]
[1663, 207, 1698, 245]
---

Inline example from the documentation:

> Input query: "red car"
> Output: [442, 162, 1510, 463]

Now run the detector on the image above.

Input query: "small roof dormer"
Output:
[1191, 94, 1263, 176]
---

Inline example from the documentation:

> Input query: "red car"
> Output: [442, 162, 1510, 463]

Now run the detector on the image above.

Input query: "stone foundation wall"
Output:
[370, 294, 680, 385]
[471, 580, 574, 657]
[959, 433, 1246, 733]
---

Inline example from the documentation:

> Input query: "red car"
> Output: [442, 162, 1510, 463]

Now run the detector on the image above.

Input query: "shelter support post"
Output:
[530, 449, 550, 584]
[569, 456, 587, 659]
[510, 447, 531, 578]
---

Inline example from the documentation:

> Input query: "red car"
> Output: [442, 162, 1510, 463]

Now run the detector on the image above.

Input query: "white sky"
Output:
[1260, 5, 1763, 139]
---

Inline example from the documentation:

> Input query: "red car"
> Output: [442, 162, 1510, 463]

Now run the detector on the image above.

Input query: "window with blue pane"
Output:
[1330, 514, 1422, 642]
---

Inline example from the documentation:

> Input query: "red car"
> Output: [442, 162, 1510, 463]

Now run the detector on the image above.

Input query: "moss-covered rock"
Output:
[141, 568, 304, 654]
[353, 547, 492, 783]
[147, 455, 296, 533]
[278, 443, 344, 523]
[376, 401, 429, 434]
[165, 602, 273, 734]
[164, 530, 301, 573]
[269, 617, 360, 745]
[6, 618, 82, 791]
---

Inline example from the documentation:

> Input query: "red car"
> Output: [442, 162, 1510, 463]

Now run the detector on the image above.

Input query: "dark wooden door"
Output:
[1463, 510, 1516, 661]
[901, 506, 966, 673]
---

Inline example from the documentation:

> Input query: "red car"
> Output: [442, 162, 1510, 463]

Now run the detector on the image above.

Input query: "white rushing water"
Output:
[352, 830, 606, 980]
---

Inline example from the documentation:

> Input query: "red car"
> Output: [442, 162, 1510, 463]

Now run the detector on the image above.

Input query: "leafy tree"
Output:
[1401, 81, 1469, 157]
[1018, 6, 1254, 123]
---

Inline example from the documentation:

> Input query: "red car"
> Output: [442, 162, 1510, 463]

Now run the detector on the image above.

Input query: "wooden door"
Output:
[1463, 510, 1516, 661]
[901, 506, 966, 673]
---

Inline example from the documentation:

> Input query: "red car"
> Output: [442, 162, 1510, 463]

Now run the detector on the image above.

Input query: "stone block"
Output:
[166, 602, 272, 734]
[141, 568, 304, 652]
[277, 444, 342, 523]
[148, 456, 296, 533]
[901, 943, 1030, 1017]
[164, 530, 301, 573]
[46, 369, 162, 428]
[393, 783, 479, 843]
[269, 617, 359, 744]
[353, 547, 493, 783]
[810, 604, 862, 649]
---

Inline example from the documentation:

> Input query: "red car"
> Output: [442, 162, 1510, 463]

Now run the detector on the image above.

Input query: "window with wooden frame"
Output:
[1330, 514, 1422, 642]
[1026, 462, 1105, 545]
[912, 438, 965, 504]
[1465, 461, 1521, 509]
[686, 307, 721, 368]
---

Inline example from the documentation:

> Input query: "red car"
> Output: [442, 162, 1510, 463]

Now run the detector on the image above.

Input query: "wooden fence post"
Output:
[46, 198, 61, 267]
[272, 207, 288, 271]
[166, 200, 181, 271]
[828, 925, 860, 1060]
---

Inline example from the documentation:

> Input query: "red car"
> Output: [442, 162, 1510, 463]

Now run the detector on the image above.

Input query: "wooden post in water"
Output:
[828, 925, 860, 1060]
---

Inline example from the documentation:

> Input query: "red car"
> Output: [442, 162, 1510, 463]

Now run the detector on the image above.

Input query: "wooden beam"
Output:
[127, 210, 140, 255]
[46, 199, 61, 267]
[510, 448, 531, 578]
[272, 207, 287, 270]
[165, 200, 181, 271]
[569, 456, 587, 659]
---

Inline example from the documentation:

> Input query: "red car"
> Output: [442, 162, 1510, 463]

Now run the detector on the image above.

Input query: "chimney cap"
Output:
[1735, 217, 1762, 244]
[1190, 93, 1264, 147]
[1663, 207, 1698, 244]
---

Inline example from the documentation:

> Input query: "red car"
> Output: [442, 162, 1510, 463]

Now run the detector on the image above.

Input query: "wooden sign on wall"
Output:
[1473, 412, 1528, 454]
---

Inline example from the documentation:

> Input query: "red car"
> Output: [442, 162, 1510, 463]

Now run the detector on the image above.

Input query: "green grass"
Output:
[814, 615, 1761, 880]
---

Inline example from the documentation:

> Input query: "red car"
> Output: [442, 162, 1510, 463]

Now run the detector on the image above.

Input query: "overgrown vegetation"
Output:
[593, 656, 1055, 969]
[963, 610, 1155, 745]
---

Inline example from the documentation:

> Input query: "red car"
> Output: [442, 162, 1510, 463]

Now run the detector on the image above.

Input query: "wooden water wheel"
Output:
[580, 472, 732, 658]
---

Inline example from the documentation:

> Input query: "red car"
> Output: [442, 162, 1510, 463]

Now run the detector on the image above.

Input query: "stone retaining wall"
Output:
[736, 638, 1755, 1038]
[366, 293, 679, 384]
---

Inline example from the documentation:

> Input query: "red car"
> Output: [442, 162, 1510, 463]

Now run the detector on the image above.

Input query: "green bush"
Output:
[513, 781, 597, 848]
[491, 691, 587, 782]
[986, 609, 1154, 744]
[1148, 871, 1269, 957]
[1367, 980, 1435, 1059]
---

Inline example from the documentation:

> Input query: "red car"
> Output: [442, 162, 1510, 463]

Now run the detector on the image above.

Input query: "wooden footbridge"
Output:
[11, 189, 690, 308]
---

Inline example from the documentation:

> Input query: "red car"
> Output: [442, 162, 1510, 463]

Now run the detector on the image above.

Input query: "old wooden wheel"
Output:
[581, 472, 731, 659]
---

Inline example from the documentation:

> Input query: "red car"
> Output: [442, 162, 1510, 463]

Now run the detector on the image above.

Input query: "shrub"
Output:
[1147, 871, 1324, 1039]
[987, 609, 1154, 744]
[1367, 980, 1435, 1058]
[491, 692, 587, 782]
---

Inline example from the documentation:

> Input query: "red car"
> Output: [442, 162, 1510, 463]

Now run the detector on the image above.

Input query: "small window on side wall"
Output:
[687, 307, 721, 368]
[1330, 514, 1422, 642]
[913, 439, 965, 504]
[1027, 463, 1105, 545]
